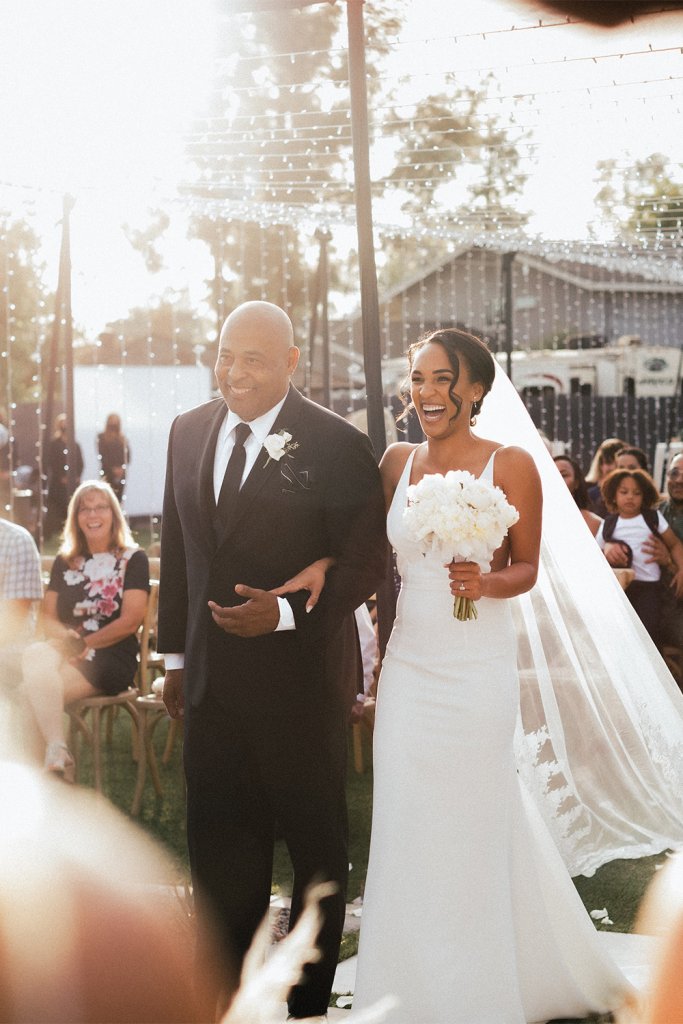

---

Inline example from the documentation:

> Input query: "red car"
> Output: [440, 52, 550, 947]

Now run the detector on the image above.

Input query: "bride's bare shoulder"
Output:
[492, 445, 541, 490]
[492, 444, 536, 469]
[379, 442, 417, 488]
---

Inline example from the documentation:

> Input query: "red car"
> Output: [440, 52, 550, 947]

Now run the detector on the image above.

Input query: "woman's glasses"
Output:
[78, 504, 111, 515]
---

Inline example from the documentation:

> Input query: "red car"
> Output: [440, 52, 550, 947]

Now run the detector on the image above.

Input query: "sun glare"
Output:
[0, 0, 215, 194]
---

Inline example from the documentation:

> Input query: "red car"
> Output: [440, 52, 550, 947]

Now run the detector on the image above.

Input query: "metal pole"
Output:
[61, 196, 77, 497]
[346, 0, 386, 459]
[661, 342, 683, 487]
[502, 252, 516, 380]
[318, 229, 332, 410]
[41, 207, 68, 537]
[307, 241, 322, 393]
[346, 0, 395, 656]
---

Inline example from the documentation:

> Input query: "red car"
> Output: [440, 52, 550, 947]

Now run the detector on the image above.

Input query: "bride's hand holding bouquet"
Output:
[402, 469, 519, 620]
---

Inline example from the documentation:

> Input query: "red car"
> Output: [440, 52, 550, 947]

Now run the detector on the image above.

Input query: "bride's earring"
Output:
[470, 394, 482, 426]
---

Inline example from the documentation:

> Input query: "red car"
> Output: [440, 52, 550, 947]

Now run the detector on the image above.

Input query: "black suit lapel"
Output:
[215, 387, 305, 549]
[199, 400, 228, 543]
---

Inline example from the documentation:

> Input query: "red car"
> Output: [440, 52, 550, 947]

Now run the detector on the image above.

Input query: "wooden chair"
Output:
[67, 581, 161, 807]
[136, 580, 163, 695]
[351, 697, 376, 774]
[130, 580, 182, 816]
[131, 686, 171, 816]
[40, 555, 54, 587]
[67, 687, 140, 797]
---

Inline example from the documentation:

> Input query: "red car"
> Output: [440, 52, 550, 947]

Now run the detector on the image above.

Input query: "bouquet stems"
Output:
[453, 595, 478, 621]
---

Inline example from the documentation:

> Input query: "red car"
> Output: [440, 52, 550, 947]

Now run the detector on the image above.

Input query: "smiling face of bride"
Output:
[409, 340, 486, 439]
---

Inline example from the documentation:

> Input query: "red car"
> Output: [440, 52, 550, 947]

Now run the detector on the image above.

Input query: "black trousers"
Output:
[184, 680, 349, 1018]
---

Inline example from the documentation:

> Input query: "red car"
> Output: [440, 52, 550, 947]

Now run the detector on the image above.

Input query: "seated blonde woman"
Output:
[22, 481, 149, 780]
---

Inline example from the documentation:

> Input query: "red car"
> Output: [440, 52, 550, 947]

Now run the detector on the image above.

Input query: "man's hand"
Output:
[208, 586, 280, 637]
[162, 669, 185, 719]
[643, 534, 671, 567]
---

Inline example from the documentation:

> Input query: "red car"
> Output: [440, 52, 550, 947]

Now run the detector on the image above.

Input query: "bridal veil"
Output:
[476, 366, 683, 877]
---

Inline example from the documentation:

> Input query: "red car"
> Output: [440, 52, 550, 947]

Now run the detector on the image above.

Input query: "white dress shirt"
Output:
[164, 393, 295, 671]
[212, 395, 288, 500]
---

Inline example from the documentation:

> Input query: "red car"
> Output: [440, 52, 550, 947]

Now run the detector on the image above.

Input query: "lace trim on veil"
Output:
[477, 366, 683, 876]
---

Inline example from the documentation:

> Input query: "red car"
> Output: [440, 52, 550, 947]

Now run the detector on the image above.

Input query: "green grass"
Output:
[73, 709, 375, 899]
[75, 711, 663, 936]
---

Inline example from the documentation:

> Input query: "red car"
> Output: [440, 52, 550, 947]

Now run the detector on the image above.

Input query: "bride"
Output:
[350, 328, 628, 1023]
[279, 326, 629, 1023]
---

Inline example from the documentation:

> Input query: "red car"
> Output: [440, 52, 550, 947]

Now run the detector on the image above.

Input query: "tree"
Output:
[122, 208, 170, 274]
[183, 2, 405, 327]
[181, 4, 528, 326]
[0, 214, 51, 404]
[371, 77, 529, 292]
[594, 153, 683, 241]
[75, 297, 212, 367]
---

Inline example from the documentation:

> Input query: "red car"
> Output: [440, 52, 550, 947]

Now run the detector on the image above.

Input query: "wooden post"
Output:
[61, 196, 77, 496]
[346, 0, 386, 460]
[502, 251, 516, 381]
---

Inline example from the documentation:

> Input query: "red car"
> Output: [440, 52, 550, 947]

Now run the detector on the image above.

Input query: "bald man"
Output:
[158, 301, 387, 1019]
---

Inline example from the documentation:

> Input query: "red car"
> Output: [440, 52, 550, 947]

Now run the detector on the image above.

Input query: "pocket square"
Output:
[280, 463, 314, 493]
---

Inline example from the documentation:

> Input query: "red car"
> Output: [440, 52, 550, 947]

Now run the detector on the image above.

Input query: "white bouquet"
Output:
[403, 470, 519, 620]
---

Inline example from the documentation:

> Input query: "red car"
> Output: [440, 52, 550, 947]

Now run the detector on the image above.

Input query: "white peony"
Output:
[403, 470, 519, 620]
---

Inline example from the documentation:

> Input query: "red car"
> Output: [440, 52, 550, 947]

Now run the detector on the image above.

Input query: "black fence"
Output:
[394, 392, 683, 480]
[522, 393, 683, 476]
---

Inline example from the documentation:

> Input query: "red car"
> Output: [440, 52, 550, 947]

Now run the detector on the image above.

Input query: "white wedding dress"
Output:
[352, 448, 628, 1024]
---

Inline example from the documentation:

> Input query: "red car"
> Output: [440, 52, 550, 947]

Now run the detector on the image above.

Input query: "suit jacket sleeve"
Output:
[288, 427, 387, 639]
[157, 416, 189, 655]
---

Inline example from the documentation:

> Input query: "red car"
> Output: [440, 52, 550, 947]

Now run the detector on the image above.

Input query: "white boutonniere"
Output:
[263, 429, 299, 466]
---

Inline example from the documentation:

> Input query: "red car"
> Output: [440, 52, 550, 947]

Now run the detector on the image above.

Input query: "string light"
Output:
[1, 6, 683, 493]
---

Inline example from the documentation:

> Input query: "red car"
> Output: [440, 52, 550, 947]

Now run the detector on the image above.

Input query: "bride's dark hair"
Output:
[399, 327, 496, 424]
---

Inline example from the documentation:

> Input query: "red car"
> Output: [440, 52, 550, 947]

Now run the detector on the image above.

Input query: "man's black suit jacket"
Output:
[158, 386, 387, 742]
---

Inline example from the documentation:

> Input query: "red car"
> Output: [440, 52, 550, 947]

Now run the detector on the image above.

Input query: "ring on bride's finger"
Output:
[459, 582, 466, 591]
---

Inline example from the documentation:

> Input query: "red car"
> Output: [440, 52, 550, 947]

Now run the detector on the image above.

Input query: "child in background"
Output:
[598, 468, 683, 645]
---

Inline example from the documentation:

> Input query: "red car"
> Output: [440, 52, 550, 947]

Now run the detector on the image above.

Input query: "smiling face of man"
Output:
[667, 454, 683, 505]
[214, 302, 300, 423]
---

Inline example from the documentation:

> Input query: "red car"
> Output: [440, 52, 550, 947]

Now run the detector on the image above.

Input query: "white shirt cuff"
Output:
[163, 653, 185, 670]
[275, 596, 296, 631]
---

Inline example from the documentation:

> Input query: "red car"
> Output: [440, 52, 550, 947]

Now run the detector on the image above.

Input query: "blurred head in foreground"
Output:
[0, 731, 359, 1024]
[0, 756, 213, 1023]
[620, 852, 683, 1024]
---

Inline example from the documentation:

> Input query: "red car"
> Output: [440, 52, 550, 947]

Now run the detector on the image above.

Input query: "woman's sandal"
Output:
[44, 742, 75, 784]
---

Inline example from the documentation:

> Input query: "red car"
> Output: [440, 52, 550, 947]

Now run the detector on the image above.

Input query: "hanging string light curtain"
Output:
[3, 4, 683, 525]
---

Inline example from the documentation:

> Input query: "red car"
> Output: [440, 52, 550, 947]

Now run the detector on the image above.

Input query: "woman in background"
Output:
[585, 436, 626, 517]
[97, 412, 130, 503]
[615, 445, 649, 473]
[22, 480, 149, 779]
[554, 454, 602, 536]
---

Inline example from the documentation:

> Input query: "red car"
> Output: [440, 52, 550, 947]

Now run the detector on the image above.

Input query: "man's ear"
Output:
[287, 346, 300, 375]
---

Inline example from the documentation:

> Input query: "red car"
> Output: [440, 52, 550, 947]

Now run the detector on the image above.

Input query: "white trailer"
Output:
[495, 340, 682, 398]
